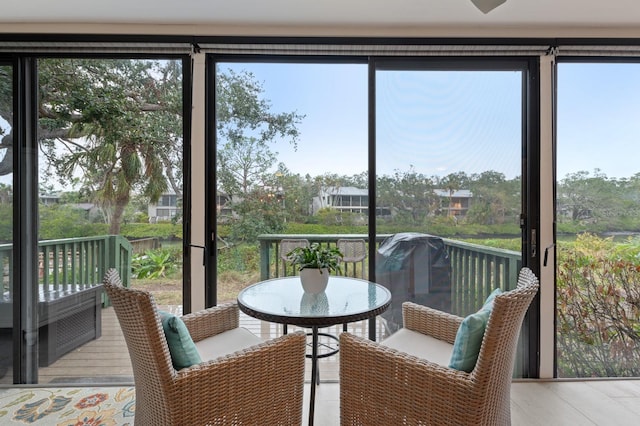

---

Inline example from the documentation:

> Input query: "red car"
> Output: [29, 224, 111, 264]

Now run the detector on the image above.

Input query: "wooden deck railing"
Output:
[0, 235, 132, 303]
[445, 239, 521, 315]
[258, 233, 522, 316]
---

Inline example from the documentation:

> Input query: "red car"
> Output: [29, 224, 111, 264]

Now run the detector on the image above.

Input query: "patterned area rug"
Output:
[0, 387, 135, 425]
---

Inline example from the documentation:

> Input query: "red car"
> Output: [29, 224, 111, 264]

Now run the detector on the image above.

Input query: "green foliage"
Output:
[120, 223, 183, 240]
[217, 244, 260, 274]
[557, 169, 640, 232]
[285, 221, 520, 240]
[213, 70, 304, 244]
[556, 233, 640, 377]
[35, 58, 184, 235]
[0, 203, 12, 242]
[132, 247, 182, 279]
[284, 222, 365, 235]
[38, 205, 96, 239]
[464, 237, 521, 251]
[216, 74, 299, 188]
[216, 224, 231, 239]
[227, 191, 286, 242]
[287, 242, 343, 274]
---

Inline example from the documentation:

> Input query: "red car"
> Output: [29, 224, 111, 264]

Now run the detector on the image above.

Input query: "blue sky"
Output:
[557, 62, 640, 180]
[221, 61, 640, 182]
[2, 61, 638, 191]
[219, 63, 370, 178]
[220, 62, 522, 180]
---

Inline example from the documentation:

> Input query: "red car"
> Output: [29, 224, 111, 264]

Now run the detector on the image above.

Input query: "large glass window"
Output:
[556, 62, 640, 378]
[34, 58, 185, 384]
[212, 61, 368, 380]
[374, 63, 529, 376]
[210, 58, 538, 379]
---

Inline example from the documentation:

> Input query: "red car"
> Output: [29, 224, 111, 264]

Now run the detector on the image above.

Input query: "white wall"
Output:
[2, 22, 640, 38]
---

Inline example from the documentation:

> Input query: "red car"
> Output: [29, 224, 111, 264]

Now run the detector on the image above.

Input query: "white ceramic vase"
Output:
[299, 268, 329, 294]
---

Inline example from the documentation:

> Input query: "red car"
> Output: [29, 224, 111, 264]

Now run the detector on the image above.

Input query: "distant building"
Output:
[39, 193, 61, 205]
[434, 189, 473, 217]
[148, 193, 181, 223]
[39, 192, 101, 219]
[312, 186, 368, 215]
[216, 192, 234, 220]
[312, 186, 472, 218]
[311, 186, 391, 218]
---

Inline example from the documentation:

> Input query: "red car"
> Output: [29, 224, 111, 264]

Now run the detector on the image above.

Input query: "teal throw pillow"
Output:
[158, 310, 202, 370]
[448, 288, 502, 372]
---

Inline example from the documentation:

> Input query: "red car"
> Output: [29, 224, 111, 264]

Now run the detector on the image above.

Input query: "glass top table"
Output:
[237, 276, 391, 426]
[237, 276, 392, 328]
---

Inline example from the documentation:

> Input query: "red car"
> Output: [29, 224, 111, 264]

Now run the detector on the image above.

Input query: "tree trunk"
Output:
[109, 193, 130, 234]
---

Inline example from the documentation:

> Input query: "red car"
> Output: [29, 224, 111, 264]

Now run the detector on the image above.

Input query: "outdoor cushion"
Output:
[381, 328, 453, 367]
[449, 288, 502, 372]
[195, 327, 263, 361]
[158, 310, 202, 369]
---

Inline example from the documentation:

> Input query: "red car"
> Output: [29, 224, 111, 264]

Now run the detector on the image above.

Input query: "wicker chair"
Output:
[340, 267, 539, 426]
[279, 238, 309, 276]
[337, 239, 367, 278]
[103, 269, 306, 426]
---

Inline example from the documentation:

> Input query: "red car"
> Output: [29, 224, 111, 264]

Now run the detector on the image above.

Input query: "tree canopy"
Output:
[0, 58, 185, 234]
[215, 69, 304, 240]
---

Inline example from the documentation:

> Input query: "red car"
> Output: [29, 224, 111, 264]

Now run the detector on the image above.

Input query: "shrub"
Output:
[556, 233, 640, 377]
[121, 223, 183, 240]
[217, 244, 260, 274]
[132, 247, 182, 279]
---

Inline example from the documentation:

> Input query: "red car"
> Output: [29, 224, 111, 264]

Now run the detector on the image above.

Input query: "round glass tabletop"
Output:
[237, 276, 392, 327]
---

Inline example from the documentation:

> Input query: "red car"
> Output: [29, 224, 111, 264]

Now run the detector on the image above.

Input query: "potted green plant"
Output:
[287, 242, 343, 293]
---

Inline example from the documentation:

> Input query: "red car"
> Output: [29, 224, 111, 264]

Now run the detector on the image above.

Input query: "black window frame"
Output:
[206, 53, 541, 378]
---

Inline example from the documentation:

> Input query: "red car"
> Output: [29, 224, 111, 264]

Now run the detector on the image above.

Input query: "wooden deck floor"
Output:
[35, 306, 383, 384]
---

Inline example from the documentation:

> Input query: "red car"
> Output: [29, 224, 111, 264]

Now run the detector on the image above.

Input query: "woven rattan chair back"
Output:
[279, 238, 309, 276]
[339, 267, 539, 426]
[337, 239, 367, 278]
[103, 268, 176, 425]
[470, 267, 539, 425]
[104, 269, 306, 425]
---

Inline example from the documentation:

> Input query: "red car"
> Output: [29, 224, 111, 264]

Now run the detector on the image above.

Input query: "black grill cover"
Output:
[376, 232, 452, 334]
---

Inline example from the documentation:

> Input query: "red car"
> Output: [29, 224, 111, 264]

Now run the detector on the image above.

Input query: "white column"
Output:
[538, 53, 556, 379]
[190, 52, 207, 312]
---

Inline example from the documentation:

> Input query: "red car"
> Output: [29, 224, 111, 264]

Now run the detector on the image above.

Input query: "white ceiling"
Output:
[1, 0, 640, 28]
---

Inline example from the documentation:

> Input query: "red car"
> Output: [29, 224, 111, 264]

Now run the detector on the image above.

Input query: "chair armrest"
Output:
[340, 332, 475, 425]
[402, 301, 463, 345]
[174, 332, 306, 425]
[181, 302, 239, 342]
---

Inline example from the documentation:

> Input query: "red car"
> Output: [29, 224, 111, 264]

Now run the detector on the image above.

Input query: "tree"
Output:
[467, 171, 519, 225]
[0, 58, 184, 235]
[558, 169, 623, 224]
[381, 166, 438, 224]
[0, 66, 13, 176]
[215, 69, 304, 240]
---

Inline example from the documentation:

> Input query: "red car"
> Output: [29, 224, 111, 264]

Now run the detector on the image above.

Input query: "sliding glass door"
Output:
[32, 57, 186, 384]
[208, 56, 539, 379]
[210, 59, 368, 381]
[374, 60, 535, 377]
[0, 56, 190, 384]
[556, 61, 640, 378]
